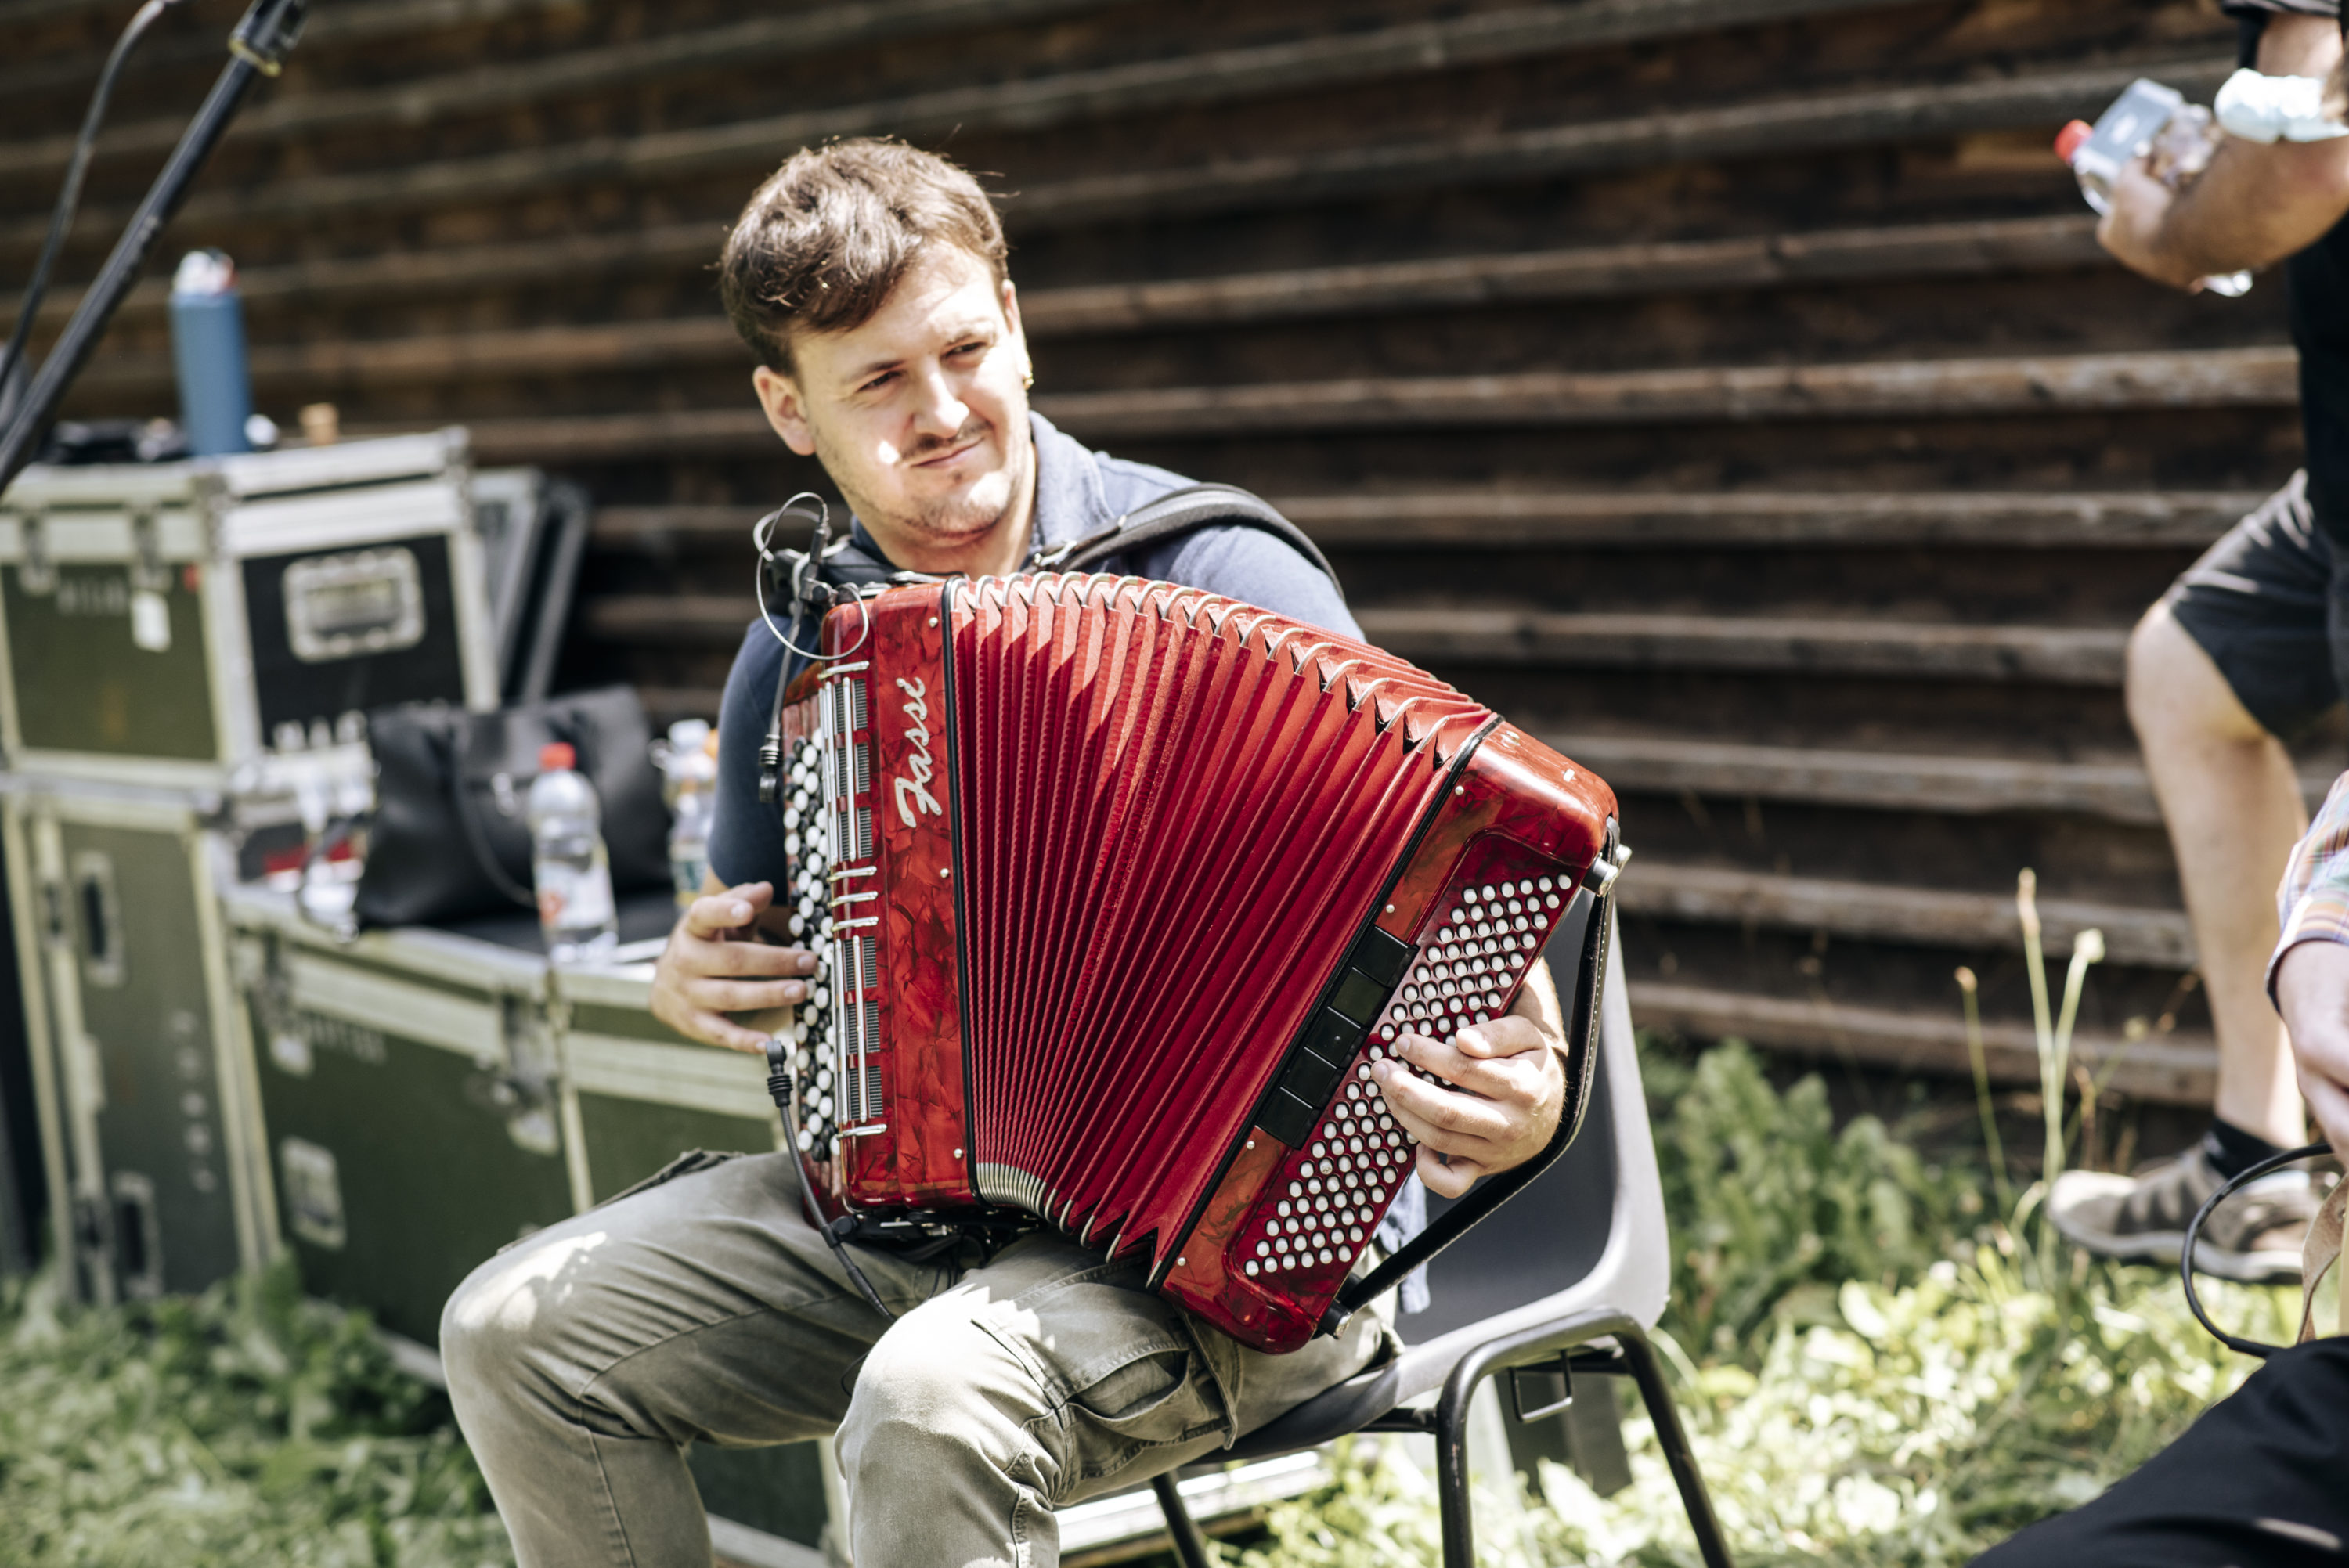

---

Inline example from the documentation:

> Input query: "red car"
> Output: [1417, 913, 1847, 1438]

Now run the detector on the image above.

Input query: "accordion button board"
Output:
[771, 574, 1619, 1353]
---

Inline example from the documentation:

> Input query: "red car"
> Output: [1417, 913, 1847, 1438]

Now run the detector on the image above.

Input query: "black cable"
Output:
[2181, 1141, 2334, 1357]
[0, 0, 194, 428]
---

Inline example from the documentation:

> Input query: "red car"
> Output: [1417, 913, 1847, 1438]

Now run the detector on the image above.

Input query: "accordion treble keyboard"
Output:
[770, 573, 1619, 1352]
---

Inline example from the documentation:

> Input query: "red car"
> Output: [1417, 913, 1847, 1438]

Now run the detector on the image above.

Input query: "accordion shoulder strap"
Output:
[1036, 482, 1340, 589]
[796, 483, 1337, 593]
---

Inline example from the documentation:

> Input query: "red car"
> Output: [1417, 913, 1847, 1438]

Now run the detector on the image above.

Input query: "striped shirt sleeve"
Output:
[2272, 770, 2349, 1002]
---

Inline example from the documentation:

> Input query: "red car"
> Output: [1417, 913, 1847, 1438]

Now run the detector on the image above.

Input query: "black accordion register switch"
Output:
[1258, 925, 1418, 1147]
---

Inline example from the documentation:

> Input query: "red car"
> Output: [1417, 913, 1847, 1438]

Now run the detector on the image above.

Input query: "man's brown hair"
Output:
[720, 139, 1009, 373]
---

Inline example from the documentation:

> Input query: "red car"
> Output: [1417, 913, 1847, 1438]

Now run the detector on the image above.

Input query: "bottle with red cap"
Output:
[2055, 79, 2252, 297]
[528, 740, 618, 962]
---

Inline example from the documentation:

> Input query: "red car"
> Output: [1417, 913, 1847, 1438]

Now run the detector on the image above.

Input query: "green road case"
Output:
[223, 882, 573, 1346]
[555, 941, 785, 1204]
[559, 942, 839, 1565]
[1, 777, 271, 1303]
[0, 431, 495, 791]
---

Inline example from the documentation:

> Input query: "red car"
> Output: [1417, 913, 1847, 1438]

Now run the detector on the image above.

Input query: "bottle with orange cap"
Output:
[529, 741, 619, 963]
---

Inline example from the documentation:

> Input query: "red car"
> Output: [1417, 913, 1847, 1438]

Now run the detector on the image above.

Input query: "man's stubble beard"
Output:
[816, 413, 1034, 558]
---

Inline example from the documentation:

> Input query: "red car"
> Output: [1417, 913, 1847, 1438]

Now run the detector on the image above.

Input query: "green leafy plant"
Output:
[0, 1263, 511, 1568]
[1642, 1039, 1977, 1359]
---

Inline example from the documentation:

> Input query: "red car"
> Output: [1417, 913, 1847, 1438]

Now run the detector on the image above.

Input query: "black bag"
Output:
[355, 685, 669, 929]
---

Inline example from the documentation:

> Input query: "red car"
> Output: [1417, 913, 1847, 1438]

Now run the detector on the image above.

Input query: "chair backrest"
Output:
[1406, 1016, 1606, 1334]
[1380, 915, 1667, 1398]
[1226, 915, 1669, 1454]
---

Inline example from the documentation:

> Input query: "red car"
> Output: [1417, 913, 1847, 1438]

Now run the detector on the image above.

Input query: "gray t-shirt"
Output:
[704, 412, 1426, 1299]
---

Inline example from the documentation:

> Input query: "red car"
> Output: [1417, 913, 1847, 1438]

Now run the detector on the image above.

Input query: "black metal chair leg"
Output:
[1433, 1377, 1478, 1568]
[1615, 1326, 1735, 1568]
[1151, 1471, 1215, 1568]
[1431, 1309, 1737, 1568]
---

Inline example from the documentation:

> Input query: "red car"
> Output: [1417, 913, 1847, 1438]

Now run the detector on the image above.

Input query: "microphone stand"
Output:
[0, 0, 311, 494]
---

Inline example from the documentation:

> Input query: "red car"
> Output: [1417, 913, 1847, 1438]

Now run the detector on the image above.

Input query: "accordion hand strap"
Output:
[1330, 830, 1629, 1328]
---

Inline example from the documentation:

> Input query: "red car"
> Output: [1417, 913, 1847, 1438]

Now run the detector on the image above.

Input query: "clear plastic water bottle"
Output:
[529, 741, 618, 963]
[656, 717, 719, 904]
[2056, 81, 2253, 297]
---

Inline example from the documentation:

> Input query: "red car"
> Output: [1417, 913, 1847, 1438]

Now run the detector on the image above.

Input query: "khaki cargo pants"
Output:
[440, 1149, 1392, 1567]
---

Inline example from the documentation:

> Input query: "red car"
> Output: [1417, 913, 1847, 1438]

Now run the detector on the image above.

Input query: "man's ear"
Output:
[1000, 278, 1033, 377]
[752, 364, 818, 457]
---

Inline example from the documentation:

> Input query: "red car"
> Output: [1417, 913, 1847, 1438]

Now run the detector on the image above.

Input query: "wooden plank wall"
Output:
[5, 0, 2332, 1104]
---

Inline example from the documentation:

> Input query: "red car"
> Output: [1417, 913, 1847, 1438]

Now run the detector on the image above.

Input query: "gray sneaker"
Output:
[2047, 1144, 2316, 1283]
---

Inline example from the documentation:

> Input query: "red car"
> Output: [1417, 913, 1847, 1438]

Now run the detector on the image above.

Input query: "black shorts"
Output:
[1972, 1337, 2349, 1566]
[2165, 472, 2346, 745]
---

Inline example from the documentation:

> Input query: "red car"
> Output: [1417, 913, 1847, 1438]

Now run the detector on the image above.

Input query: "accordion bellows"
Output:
[773, 573, 1617, 1351]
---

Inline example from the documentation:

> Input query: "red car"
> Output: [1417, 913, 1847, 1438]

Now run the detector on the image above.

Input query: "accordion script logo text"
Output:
[893, 676, 943, 827]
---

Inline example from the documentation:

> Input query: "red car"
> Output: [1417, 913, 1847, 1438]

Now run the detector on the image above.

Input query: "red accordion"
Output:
[768, 573, 1622, 1353]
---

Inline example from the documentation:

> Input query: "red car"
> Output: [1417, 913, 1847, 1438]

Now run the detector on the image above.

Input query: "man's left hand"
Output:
[1371, 967, 1568, 1200]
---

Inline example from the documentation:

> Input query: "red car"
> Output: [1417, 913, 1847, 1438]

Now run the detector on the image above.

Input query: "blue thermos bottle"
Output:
[168, 249, 252, 456]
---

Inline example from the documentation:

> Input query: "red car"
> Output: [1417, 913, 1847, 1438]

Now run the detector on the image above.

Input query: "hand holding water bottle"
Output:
[2058, 78, 2254, 297]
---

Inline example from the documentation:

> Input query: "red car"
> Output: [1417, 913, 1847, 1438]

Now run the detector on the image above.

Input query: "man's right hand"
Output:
[651, 880, 819, 1054]
[2275, 939, 2349, 1155]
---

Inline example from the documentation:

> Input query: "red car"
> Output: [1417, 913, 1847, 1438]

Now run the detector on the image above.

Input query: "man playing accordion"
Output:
[437, 139, 1581, 1567]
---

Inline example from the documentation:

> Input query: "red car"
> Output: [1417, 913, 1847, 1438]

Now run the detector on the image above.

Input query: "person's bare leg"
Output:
[2127, 600, 2308, 1148]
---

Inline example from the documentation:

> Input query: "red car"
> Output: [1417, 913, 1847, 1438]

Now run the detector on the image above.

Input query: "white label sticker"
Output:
[129, 589, 171, 652]
[269, 1029, 314, 1078]
[279, 1137, 346, 1250]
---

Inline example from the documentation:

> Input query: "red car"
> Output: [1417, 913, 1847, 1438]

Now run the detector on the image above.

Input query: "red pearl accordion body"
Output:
[771, 573, 1616, 1352]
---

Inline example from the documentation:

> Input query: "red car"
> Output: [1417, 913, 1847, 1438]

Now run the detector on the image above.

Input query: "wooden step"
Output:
[0, 0, 580, 80]
[0, 0, 1141, 168]
[1356, 607, 2129, 683]
[0, 0, 1894, 179]
[1025, 215, 2108, 336]
[583, 595, 752, 644]
[1038, 347, 2298, 438]
[590, 489, 2254, 555]
[1619, 860, 2193, 968]
[1006, 53, 2234, 232]
[1547, 734, 2169, 823]
[5, 50, 2233, 252]
[0, 4, 584, 114]
[16, 224, 725, 330]
[411, 346, 2297, 464]
[91, 342, 2304, 429]
[38, 211, 2113, 358]
[1279, 488, 2251, 550]
[1627, 980, 2217, 1106]
[74, 318, 748, 398]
